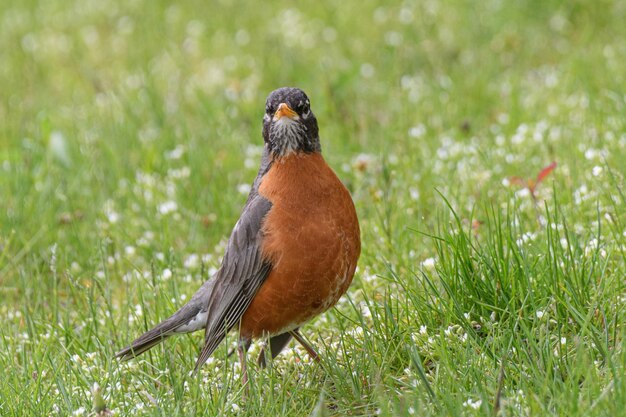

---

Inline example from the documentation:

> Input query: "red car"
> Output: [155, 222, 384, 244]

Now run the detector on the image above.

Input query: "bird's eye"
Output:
[301, 102, 310, 118]
[265, 105, 272, 114]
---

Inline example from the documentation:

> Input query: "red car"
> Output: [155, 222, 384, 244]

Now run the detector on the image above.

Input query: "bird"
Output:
[116, 87, 361, 384]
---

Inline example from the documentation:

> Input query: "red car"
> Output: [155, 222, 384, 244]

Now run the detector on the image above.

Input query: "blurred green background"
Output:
[1, 0, 625, 416]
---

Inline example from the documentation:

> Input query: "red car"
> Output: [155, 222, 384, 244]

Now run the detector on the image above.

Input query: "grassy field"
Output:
[1, 0, 625, 415]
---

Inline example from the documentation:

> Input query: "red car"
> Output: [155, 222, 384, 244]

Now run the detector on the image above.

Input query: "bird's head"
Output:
[262, 87, 320, 157]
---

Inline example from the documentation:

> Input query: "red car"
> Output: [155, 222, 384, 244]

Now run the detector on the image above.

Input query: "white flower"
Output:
[106, 210, 119, 223]
[165, 145, 185, 160]
[237, 183, 251, 195]
[536, 310, 545, 319]
[103, 200, 120, 223]
[352, 153, 376, 171]
[421, 257, 436, 269]
[585, 238, 600, 256]
[384, 31, 403, 46]
[158, 200, 178, 215]
[515, 188, 531, 198]
[362, 272, 377, 283]
[162, 268, 172, 280]
[184, 254, 200, 269]
[72, 406, 86, 416]
[168, 167, 191, 179]
[360, 63, 375, 78]
[592, 166, 602, 176]
[70, 262, 82, 273]
[408, 124, 426, 138]
[463, 398, 482, 410]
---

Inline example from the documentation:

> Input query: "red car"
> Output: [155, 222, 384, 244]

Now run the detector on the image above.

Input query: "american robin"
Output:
[116, 87, 361, 384]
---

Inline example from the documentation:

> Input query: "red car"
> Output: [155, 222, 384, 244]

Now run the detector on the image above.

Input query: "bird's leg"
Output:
[257, 333, 271, 368]
[237, 340, 250, 397]
[228, 338, 251, 359]
[288, 329, 320, 363]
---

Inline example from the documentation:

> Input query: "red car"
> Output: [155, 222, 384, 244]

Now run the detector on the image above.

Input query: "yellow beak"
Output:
[273, 103, 298, 121]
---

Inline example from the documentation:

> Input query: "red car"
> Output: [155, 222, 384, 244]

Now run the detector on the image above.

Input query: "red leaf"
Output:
[508, 176, 527, 187]
[535, 161, 557, 185]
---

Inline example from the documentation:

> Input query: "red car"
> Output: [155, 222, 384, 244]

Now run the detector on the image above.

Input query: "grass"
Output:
[1, 0, 625, 415]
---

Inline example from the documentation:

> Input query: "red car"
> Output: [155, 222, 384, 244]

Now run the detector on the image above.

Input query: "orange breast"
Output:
[240, 152, 360, 339]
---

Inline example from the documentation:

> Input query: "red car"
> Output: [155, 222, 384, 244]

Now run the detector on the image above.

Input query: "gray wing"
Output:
[193, 190, 273, 370]
[115, 148, 274, 366]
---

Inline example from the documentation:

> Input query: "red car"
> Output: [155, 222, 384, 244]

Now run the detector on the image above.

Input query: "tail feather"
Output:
[257, 331, 294, 367]
[116, 334, 172, 360]
[116, 303, 203, 361]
